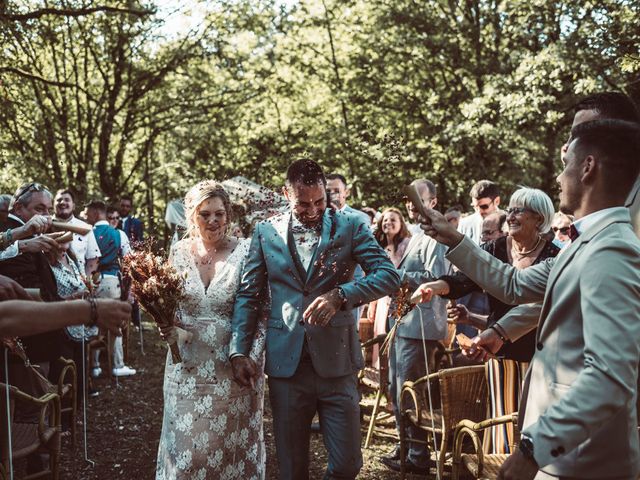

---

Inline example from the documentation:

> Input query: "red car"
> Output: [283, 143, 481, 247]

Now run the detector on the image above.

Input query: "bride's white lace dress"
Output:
[156, 237, 266, 480]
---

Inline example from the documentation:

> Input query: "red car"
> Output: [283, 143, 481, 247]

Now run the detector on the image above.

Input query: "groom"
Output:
[230, 159, 400, 480]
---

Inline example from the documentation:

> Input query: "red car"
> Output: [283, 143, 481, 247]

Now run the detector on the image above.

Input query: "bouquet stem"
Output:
[168, 341, 182, 364]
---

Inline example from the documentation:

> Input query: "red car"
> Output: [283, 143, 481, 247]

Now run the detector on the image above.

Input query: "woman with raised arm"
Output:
[419, 187, 559, 454]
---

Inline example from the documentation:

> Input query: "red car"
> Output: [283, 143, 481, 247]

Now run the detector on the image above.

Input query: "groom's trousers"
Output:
[268, 354, 363, 480]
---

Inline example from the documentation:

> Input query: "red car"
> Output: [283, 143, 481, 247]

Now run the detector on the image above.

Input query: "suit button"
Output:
[536, 342, 543, 350]
[550, 449, 558, 457]
[557, 446, 565, 454]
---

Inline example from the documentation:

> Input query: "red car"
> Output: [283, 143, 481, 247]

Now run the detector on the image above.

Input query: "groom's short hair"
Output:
[286, 159, 326, 187]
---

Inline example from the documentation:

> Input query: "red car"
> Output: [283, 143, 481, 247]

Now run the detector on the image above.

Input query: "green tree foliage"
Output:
[0, 0, 638, 234]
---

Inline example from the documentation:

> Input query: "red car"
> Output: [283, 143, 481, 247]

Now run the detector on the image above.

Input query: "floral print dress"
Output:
[156, 238, 266, 480]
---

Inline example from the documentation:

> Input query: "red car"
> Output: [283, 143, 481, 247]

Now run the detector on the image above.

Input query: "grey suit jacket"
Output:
[230, 209, 400, 379]
[393, 231, 448, 340]
[446, 208, 640, 478]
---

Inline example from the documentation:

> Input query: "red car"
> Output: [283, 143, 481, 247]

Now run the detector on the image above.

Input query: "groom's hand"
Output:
[231, 355, 257, 388]
[303, 289, 342, 326]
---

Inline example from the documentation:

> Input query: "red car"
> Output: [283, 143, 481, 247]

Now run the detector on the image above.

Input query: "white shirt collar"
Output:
[572, 206, 627, 234]
[94, 220, 110, 227]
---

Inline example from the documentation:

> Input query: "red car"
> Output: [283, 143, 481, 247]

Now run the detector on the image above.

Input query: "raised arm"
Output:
[446, 236, 551, 305]
[339, 219, 401, 310]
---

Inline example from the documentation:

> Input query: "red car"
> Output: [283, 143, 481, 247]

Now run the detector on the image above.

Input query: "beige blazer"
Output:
[446, 208, 640, 479]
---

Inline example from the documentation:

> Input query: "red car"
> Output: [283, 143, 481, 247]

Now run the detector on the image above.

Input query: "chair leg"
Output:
[437, 433, 447, 480]
[364, 388, 384, 448]
[399, 412, 406, 480]
[107, 332, 113, 375]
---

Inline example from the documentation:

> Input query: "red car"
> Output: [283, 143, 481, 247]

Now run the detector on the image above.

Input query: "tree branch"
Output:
[1, 6, 153, 22]
[0, 66, 95, 100]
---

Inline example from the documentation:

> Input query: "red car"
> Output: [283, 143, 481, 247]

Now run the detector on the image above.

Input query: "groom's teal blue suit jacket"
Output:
[230, 208, 400, 378]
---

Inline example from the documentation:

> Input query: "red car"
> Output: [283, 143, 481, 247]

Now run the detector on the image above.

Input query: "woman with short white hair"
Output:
[419, 186, 560, 454]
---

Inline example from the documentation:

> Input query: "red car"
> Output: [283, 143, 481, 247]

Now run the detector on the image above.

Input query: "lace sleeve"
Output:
[236, 237, 267, 364]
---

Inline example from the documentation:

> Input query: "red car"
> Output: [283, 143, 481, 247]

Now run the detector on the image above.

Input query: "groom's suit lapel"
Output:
[271, 213, 304, 286]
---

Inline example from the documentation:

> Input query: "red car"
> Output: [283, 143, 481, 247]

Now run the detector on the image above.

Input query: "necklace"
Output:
[197, 237, 227, 263]
[512, 236, 542, 257]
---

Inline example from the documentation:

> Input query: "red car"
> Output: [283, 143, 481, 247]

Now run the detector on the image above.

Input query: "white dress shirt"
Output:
[290, 214, 321, 272]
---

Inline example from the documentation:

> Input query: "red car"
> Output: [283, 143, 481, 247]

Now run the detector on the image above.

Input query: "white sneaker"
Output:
[91, 367, 102, 378]
[112, 366, 136, 377]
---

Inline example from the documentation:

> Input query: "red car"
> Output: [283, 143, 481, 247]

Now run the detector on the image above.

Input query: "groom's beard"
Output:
[293, 211, 323, 229]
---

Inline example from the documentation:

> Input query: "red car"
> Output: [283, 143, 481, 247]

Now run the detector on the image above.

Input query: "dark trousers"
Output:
[268, 357, 362, 480]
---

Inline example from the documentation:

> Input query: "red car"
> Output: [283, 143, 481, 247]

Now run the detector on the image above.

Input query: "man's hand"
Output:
[17, 215, 52, 237]
[447, 303, 470, 325]
[412, 279, 451, 303]
[303, 288, 342, 326]
[95, 299, 131, 336]
[231, 356, 258, 388]
[497, 448, 538, 480]
[0, 275, 30, 301]
[419, 208, 464, 247]
[18, 236, 60, 254]
[463, 328, 504, 361]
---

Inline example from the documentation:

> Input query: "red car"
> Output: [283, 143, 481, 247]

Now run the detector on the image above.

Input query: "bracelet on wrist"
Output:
[87, 296, 99, 327]
[489, 324, 507, 342]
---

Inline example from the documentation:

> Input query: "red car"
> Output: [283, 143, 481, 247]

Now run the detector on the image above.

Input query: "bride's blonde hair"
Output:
[184, 180, 232, 238]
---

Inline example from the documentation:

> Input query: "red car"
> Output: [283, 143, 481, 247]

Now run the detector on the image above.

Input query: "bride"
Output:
[156, 180, 265, 480]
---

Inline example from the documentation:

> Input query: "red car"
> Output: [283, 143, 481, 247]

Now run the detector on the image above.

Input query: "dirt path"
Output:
[52, 322, 419, 479]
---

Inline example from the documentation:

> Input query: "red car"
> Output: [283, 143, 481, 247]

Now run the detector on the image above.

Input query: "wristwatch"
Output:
[519, 434, 535, 460]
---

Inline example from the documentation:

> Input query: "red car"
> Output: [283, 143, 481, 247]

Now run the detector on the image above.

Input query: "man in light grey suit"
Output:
[418, 119, 640, 479]
[230, 159, 400, 480]
[380, 179, 448, 475]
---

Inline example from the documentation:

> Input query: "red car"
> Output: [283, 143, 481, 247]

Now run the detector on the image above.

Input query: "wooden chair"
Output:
[55, 358, 77, 445]
[358, 333, 393, 448]
[451, 413, 519, 479]
[399, 364, 488, 479]
[0, 382, 61, 480]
